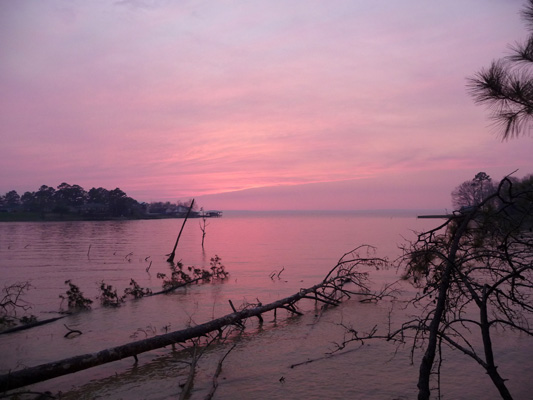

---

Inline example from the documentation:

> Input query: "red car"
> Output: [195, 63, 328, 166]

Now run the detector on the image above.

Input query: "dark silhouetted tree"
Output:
[148, 201, 173, 214]
[179, 198, 197, 211]
[468, 0, 533, 139]
[21, 191, 37, 212]
[107, 188, 141, 217]
[451, 172, 496, 209]
[3, 190, 21, 210]
[337, 175, 533, 399]
[87, 187, 110, 205]
[55, 183, 87, 208]
[4, 183, 150, 219]
[34, 185, 56, 217]
[397, 176, 533, 400]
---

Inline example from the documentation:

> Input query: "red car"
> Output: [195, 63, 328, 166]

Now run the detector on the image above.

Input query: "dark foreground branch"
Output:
[0, 285, 324, 392]
[0, 247, 384, 393]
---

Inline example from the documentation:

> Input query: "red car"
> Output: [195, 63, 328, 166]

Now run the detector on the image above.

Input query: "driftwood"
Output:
[63, 324, 82, 338]
[0, 246, 385, 393]
[0, 316, 67, 336]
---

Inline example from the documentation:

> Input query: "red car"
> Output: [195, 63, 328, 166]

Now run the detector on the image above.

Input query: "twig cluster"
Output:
[0, 282, 34, 328]
[334, 176, 533, 400]
[156, 255, 229, 293]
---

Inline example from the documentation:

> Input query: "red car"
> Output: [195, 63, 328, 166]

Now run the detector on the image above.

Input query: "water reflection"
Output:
[1, 214, 532, 399]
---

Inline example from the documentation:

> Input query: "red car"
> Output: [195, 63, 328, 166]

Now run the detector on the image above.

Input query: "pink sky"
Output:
[1, 0, 531, 211]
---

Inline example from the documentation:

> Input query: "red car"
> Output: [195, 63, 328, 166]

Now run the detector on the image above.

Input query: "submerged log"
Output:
[0, 246, 385, 392]
[0, 285, 316, 391]
[0, 316, 67, 336]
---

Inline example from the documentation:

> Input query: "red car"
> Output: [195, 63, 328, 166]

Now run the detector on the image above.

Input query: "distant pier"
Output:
[417, 214, 455, 219]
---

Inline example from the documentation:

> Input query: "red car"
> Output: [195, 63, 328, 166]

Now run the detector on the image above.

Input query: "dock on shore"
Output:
[417, 214, 455, 219]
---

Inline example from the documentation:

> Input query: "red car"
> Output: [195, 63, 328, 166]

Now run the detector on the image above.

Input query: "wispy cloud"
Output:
[0, 1, 530, 209]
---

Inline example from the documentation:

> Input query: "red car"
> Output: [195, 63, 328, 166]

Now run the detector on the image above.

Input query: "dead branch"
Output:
[199, 210, 209, 248]
[1, 282, 33, 321]
[150, 276, 205, 296]
[269, 267, 285, 280]
[167, 199, 195, 263]
[63, 324, 82, 338]
[0, 316, 67, 336]
[394, 176, 533, 400]
[204, 344, 237, 400]
[179, 328, 232, 400]
[289, 343, 363, 369]
[0, 245, 385, 392]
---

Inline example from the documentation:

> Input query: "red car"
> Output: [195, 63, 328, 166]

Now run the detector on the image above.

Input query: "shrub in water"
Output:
[157, 256, 229, 289]
[124, 279, 152, 299]
[98, 281, 126, 307]
[60, 280, 93, 310]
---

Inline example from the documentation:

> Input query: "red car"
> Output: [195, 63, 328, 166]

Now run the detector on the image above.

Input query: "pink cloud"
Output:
[1, 1, 531, 209]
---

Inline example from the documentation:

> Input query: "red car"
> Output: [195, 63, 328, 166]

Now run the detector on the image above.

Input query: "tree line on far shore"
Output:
[451, 172, 533, 215]
[0, 183, 196, 220]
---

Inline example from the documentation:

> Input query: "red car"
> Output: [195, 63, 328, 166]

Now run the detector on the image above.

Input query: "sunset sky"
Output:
[1, 0, 531, 211]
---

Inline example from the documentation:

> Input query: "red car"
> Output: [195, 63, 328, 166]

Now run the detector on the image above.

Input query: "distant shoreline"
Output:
[221, 209, 448, 217]
[0, 212, 216, 223]
[0, 209, 448, 222]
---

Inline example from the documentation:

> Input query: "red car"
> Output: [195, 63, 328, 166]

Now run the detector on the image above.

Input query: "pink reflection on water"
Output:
[1, 213, 531, 399]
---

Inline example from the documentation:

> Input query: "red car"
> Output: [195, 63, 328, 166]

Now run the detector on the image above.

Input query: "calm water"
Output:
[1, 211, 532, 399]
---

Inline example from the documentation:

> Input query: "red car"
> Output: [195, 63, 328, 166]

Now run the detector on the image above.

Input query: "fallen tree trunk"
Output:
[0, 245, 385, 392]
[0, 285, 320, 392]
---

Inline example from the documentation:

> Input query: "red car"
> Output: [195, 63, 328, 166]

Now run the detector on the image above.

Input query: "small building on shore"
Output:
[201, 210, 223, 218]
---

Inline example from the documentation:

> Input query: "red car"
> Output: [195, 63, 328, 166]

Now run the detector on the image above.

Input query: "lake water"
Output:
[1, 211, 532, 399]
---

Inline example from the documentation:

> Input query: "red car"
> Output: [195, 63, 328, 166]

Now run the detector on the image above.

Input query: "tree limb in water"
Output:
[0, 316, 67, 336]
[0, 245, 386, 392]
[205, 343, 237, 400]
[167, 199, 195, 263]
